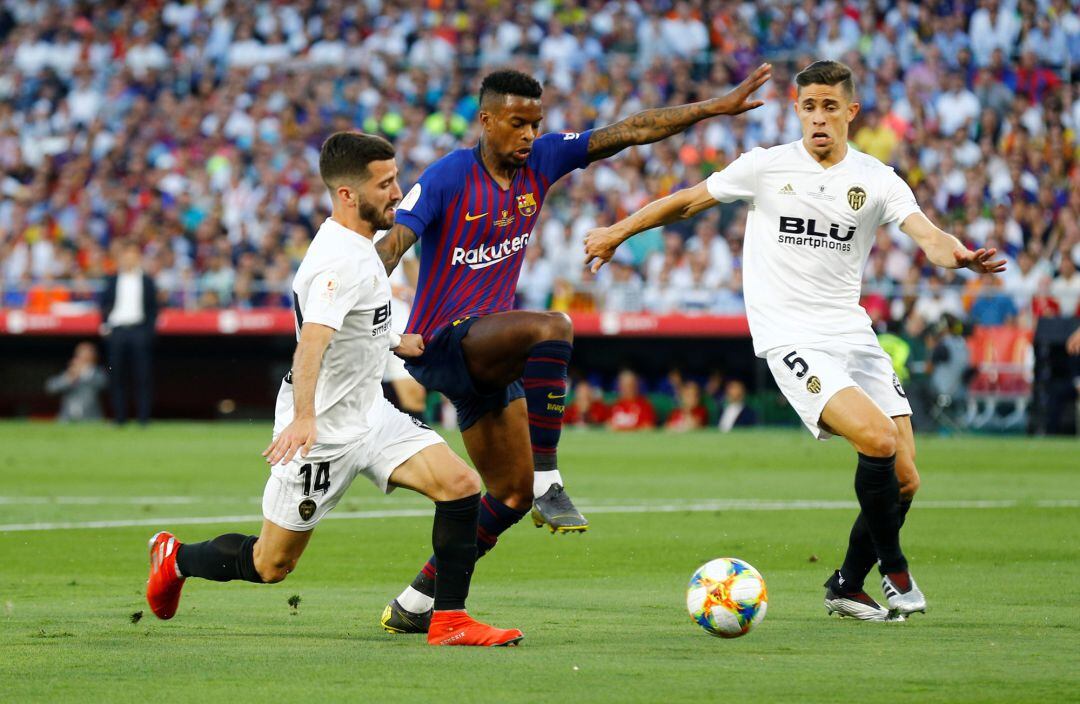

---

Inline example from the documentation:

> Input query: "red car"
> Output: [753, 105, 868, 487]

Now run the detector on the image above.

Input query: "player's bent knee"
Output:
[541, 311, 573, 342]
[441, 467, 482, 500]
[859, 422, 898, 458]
[254, 554, 297, 584]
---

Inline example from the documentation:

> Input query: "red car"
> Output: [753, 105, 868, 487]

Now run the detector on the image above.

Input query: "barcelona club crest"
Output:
[847, 185, 867, 211]
[516, 192, 537, 217]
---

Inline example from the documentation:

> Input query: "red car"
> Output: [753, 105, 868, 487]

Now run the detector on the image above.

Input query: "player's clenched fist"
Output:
[584, 226, 623, 273]
[263, 416, 317, 465]
[393, 333, 425, 358]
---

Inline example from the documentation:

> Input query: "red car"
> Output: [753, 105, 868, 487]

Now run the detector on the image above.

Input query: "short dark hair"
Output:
[319, 132, 395, 189]
[479, 70, 543, 107]
[795, 60, 855, 99]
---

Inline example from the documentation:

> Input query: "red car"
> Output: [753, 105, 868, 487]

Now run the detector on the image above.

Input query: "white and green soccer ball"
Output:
[686, 558, 768, 638]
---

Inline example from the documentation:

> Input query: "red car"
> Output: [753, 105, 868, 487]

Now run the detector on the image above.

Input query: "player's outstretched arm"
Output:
[584, 181, 717, 273]
[375, 223, 418, 275]
[586, 63, 771, 161]
[263, 322, 335, 465]
[900, 212, 1007, 274]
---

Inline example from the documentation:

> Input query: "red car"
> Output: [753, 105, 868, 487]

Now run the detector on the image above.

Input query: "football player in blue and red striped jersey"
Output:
[377, 65, 770, 634]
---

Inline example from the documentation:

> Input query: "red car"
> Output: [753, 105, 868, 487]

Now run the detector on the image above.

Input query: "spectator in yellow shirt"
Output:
[854, 109, 899, 164]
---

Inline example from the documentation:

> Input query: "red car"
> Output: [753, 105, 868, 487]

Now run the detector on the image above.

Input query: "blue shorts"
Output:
[405, 316, 524, 432]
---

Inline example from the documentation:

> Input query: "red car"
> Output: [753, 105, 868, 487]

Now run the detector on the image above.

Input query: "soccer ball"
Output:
[686, 558, 768, 638]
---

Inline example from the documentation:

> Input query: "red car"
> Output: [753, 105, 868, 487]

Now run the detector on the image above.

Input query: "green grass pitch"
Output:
[1, 422, 1077, 703]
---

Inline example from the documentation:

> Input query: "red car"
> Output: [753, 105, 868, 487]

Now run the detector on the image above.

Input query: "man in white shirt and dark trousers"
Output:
[100, 241, 158, 425]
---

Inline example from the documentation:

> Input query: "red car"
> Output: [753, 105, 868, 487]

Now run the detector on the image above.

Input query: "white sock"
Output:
[533, 469, 564, 498]
[397, 585, 434, 614]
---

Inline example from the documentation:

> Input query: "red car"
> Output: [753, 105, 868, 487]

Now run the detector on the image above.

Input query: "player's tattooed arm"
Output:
[900, 212, 1007, 274]
[375, 224, 418, 275]
[586, 63, 771, 160]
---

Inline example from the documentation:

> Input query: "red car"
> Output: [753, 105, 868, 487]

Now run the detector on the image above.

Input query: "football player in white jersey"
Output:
[585, 61, 1005, 621]
[146, 132, 523, 647]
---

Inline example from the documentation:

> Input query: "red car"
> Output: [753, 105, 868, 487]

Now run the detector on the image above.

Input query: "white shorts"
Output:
[765, 343, 912, 440]
[382, 350, 411, 382]
[262, 399, 443, 531]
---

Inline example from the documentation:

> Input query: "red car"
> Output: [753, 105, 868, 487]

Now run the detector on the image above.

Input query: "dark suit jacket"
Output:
[100, 272, 158, 331]
[719, 403, 758, 429]
[731, 405, 758, 428]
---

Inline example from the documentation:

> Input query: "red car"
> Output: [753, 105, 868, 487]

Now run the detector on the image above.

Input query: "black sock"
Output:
[838, 512, 875, 592]
[412, 492, 528, 599]
[533, 451, 558, 474]
[898, 498, 912, 528]
[853, 453, 907, 574]
[840, 498, 915, 590]
[175, 534, 263, 583]
[430, 493, 480, 611]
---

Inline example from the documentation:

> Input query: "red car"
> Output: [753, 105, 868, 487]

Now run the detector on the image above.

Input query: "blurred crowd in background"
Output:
[0, 0, 1079, 430]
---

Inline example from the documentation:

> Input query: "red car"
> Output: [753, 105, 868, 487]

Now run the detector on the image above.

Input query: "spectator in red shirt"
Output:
[609, 370, 656, 431]
[1030, 276, 1061, 319]
[666, 380, 708, 431]
[563, 380, 611, 427]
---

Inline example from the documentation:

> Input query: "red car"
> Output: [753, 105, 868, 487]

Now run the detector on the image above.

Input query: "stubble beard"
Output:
[359, 199, 395, 231]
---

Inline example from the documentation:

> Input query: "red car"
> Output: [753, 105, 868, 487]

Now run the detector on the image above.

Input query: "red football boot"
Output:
[426, 611, 524, 647]
[146, 531, 186, 620]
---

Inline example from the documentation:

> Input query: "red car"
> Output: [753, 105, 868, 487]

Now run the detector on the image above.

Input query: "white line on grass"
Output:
[0, 498, 1075, 532]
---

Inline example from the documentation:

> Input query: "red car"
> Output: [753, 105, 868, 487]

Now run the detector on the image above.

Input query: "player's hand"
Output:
[954, 247, 1007, 274]
[393, 333, 425, 358]
[263, 417, 317, 466]
[1066, 327, 1080, 356]
[714, 63, 772, 116]
[584, 226, 623, 273]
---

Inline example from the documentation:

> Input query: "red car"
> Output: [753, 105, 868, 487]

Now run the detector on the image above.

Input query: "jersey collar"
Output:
[794, 138, 851, 172]
[323, 217, 376, 250]
[472, 144, 521, 192]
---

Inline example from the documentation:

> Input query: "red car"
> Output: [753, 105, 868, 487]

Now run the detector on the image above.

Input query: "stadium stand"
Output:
[0, 0, 1077, 429]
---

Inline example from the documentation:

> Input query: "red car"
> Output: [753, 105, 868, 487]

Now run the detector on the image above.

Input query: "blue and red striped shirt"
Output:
[394, 130, 593, 340]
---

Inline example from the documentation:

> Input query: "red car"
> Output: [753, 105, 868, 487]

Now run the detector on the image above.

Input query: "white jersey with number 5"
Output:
[274, 217, 395, 444]
[706, 140, 921, 357]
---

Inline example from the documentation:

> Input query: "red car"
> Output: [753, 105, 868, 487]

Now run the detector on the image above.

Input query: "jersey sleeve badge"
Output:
[319, 273, 339, 302]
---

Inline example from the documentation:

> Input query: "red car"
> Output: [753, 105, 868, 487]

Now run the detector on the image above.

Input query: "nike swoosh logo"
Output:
[464, 212, 488, 221]
[547, 392, 566, 399]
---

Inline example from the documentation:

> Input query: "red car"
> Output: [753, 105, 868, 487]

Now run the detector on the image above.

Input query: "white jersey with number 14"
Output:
[706, 140, 922, 357]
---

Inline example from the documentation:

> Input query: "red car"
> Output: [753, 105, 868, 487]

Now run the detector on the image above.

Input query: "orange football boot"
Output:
[426, 611, 523, 647]
[146, 531, 186, 620]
